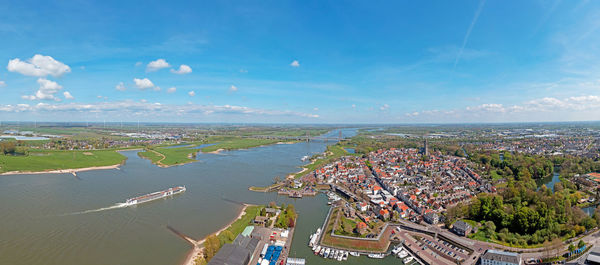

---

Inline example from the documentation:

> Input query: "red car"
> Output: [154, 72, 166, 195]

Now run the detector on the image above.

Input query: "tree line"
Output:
[446, 177, 598, 246]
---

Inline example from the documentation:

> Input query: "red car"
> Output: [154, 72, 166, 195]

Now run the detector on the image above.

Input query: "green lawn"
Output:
[217, 205, 263, 244]
[0, 149, 126, 173]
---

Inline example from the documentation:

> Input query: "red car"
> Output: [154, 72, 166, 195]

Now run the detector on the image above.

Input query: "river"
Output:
[0, 129, 405, 265]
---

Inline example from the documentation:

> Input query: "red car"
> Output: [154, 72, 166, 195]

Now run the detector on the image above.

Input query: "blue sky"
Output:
[1, 0, 600, 123]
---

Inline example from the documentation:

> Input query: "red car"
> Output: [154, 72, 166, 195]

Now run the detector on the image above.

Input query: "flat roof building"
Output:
[586, 247, 600, 264]
[207, 232, 260, 265]
[480, 249, 522, 265]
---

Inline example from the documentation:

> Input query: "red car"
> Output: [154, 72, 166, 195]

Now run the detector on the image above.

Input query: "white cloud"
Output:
[290, 60, 300, 67]
[351, 104, 356, 109]
[7, 54, 71, 77]
[146, 59, 170, 72]
[454, 0, 486, 68]
[0, 80, 5, 87]
[240, 69, 248, 73]
[115, 82, 126, 91]
[63, 91, 74, 100]
[229, 85, 238, 92]
[188, 91, 196, 97]
[22, 78, 63, 101]
[167, 87, 177, 93]
[133, 78, 155, 90]
[380, 104, 390, 111]
[405, 95, 600, 122]
[0, 101, 320, 119]
[171, 64, 192, 74]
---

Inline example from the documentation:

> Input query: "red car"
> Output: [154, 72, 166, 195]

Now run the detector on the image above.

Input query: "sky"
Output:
[1, 0, 600, 123]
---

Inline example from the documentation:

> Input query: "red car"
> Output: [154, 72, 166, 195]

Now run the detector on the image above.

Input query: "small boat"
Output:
[301, 155, 310, 161]
[368, 253, 385, 259]
[314, 246, 321, 255]
[403, 256, 414, 263]
[342, 251, 348, 261]
[349, 252, 360, 257]
[319, 247, 326, 256]
[398, 250, 409, 258]
[324, 248, 330, 258]
[392, 245, 402, 255]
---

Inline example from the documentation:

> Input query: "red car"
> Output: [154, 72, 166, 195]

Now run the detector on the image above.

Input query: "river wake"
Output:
[61, 203, 129, 216]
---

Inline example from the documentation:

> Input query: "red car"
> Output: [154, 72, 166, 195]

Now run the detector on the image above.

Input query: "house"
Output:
[423, 212, 439, 224]
[379, 209, 390, 220]
[356, 222, 368, 235]
[480, 249, 522, 265]
[357, 202, 368, 212]
[254, 216, 268, 226]
[395, 202, 409, 218]
[265, 208, 279, 216]
[292, 180, 303, 189]
[452, 220, 473, 236]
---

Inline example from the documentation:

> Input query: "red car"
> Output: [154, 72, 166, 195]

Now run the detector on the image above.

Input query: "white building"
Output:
[480, 249, 522, 265]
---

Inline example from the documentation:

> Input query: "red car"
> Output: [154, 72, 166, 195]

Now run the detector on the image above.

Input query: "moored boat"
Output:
[368, 253, 385, 259]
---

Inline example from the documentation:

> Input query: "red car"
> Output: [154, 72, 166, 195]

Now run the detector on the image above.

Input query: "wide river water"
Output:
[0, 129, 405, 265]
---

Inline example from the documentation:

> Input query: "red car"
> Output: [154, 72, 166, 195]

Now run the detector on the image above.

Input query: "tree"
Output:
[578, 239, 585, 249]
[484, 221, 496, 234]
[194, 256, 207, 265]
[568, 244, 576, 253]
[204, 234, 221, 261]
[551, 238, 562, 258]
[220, 230, 235, 243]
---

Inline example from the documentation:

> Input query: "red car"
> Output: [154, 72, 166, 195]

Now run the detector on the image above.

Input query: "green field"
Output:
[200, 137, 292, 152]
[138, 138, 289, 167]
[139, 143, 201, 167]
[137, 149, 164, 164]
[0, 149, 127, 173]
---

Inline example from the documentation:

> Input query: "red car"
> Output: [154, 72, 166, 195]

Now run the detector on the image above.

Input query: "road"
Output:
[395, 218, 600, 262]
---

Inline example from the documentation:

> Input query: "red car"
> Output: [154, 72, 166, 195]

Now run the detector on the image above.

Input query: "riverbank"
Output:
[181, 204, 257, 265]
[0, 163, 122, 176]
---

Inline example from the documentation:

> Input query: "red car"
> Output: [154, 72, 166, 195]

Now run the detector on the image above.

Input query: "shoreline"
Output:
[0, 163, 123, 176]
[181, 203, 251, 265]
[287, 166, 308, 178]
